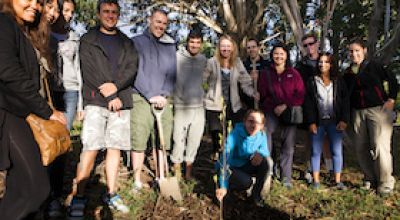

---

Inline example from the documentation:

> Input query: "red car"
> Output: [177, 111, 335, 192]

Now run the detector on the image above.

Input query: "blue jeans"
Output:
[63, 90, 78, 130]
[311, 122, 343, 173]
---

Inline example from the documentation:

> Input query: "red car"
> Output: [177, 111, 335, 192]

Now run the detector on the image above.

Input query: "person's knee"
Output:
[258, 159, 269, 171]
[242, 177, 253, 190]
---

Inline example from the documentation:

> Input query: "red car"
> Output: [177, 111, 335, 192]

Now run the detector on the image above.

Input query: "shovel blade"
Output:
[159, 176, 183, 201]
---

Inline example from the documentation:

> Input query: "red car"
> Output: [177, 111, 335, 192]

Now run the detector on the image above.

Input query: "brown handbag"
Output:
[26, 73, 71, 166]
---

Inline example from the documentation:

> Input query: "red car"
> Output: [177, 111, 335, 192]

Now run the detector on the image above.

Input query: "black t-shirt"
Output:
[98, 30, 123, 78]
[243, 56, 270, 73]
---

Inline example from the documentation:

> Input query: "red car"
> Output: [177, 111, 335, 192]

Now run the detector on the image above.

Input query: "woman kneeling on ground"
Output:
[215, 110, 272, 206]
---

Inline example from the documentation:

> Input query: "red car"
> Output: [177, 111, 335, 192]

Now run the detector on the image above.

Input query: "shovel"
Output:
[152, 105, 183, 202]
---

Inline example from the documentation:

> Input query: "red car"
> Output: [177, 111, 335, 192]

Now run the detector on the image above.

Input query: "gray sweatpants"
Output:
[265, 114, 297, 182]
[352, 106, 396, 190]
[171, 107, 205, 163]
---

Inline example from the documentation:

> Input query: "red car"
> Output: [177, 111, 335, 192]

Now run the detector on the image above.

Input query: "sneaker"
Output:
[47, 199, 63, 218]
[360, 181, 371, 190]
[103, 193, 129, 214]
[130, 181, 143, 194]
[253, 198, 266, 208]
[312, 182, 320, 190]
[378, 186, 393, 196]
[67, 196, 87, 220]
[304, 172, 313, 184]
[335, 182, 347, 190]
[283, 181, 293, 189]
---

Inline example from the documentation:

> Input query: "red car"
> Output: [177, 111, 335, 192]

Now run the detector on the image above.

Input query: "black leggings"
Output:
[0, 111, 50, 219]
[229, 159, 269, 201]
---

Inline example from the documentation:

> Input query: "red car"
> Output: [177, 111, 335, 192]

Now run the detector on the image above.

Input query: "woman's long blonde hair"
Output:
[215, 35, 238, 69]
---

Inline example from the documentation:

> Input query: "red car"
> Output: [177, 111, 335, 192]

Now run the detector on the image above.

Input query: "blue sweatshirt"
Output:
[131, 29, 177, 100]
[217, 123, 269, 189]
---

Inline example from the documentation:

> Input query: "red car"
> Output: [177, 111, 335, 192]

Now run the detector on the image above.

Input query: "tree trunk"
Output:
[280, 0, 305, 55]
[376, 3, 400, 65]
[320, 0, 337, 52]
[367, 0, 385, 58]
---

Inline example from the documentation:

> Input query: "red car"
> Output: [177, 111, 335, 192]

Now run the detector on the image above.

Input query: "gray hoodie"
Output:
[174, 46, 207, 108]
[58, 31, 83, 111]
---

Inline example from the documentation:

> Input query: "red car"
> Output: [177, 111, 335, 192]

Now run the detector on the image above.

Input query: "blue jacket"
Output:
[131, 29, 176, 100]
[217, 123, 269, 189]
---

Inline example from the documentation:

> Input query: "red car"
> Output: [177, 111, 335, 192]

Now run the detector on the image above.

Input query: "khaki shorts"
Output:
[130, 94, 173, 151]
[81, 105, 131, 151]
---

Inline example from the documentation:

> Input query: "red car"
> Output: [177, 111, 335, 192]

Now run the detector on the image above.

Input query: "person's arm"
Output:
[0, 16, 51, 119]
[114, 40, 138, 92]
[380, 62, 398, 102]
[79, 37, 114, 98]
[292, 68, 305, 106]
[257, 132, 270, 158]
[202, 59, 213, 92]
[237, 59, 256, 98]
[303, 78, 317, 125]
[338, 78, 350, 124]
[160, 46, 177, 97]
[74, 43, 84, 113]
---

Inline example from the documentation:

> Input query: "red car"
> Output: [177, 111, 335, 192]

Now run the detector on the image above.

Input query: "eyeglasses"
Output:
[246, 119, 263, 125]
[303, 41, 316, 47]
[247, 45, 258, 49]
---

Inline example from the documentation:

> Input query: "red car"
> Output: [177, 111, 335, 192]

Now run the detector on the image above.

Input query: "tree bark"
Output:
[280, 0, 305, 55]
[367, 0, 385, 58]
[376, 3, 400, 65]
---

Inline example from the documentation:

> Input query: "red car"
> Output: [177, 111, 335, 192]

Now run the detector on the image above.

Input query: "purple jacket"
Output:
[258, 65, 305, 113]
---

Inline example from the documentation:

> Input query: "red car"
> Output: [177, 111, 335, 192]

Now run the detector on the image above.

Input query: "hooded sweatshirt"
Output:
[174, 46, 207, 108]
[57, 31, 83, 111]
[132, 29, 176, 100]
[217, 122, 269, 188]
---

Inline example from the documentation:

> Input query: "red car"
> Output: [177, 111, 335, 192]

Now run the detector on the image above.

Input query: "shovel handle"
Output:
[251, 60, 259, 110]
[151, 105, 170, 177]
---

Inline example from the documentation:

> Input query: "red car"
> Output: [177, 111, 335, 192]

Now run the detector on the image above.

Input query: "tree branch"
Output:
[367, 0, 385, 57]
[280, 0, 304, 55]
[375, 4, 400, 64]
[161, 1, 223, 33]
[222, 0, 237, 33]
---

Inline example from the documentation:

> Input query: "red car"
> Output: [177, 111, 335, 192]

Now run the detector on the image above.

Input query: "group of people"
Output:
[0, 0, 398, 219]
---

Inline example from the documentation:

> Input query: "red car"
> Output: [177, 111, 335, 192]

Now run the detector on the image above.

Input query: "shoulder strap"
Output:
[34, 48, 54, 110]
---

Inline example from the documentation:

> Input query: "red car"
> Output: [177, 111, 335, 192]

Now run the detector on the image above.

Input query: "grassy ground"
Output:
[54, 124, 400, 220]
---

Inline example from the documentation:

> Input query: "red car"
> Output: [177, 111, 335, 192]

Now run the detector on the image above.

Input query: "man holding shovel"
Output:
[130, 9, 176, 192]
[242, 38, 270, 110]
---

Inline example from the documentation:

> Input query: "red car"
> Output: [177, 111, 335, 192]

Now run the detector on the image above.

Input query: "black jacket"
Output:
[343, 60, 398, 109]
[0, 13, 52, 119]
[80, 27, 138, 109]
[303, 76, 350, 126]
[296, 58, 318, 83]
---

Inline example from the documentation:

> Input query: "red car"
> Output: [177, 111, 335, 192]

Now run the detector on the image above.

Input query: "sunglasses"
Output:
[303, 41, 316, 47]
